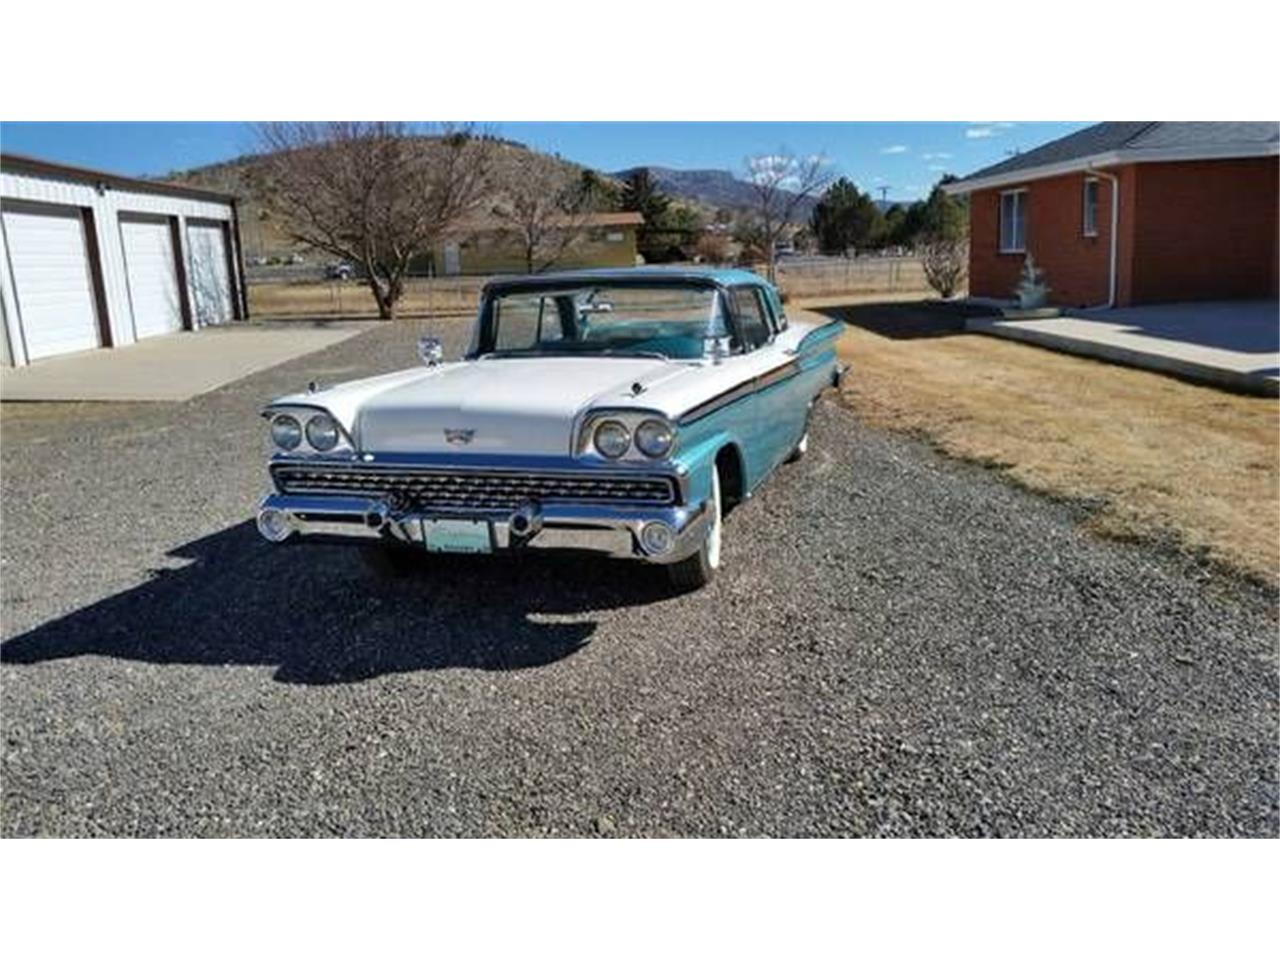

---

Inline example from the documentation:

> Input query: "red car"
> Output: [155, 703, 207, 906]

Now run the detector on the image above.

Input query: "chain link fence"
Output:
[760, 256, 934, 300]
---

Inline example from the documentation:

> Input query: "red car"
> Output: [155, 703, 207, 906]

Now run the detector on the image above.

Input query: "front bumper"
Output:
[255, 492, 711, 564]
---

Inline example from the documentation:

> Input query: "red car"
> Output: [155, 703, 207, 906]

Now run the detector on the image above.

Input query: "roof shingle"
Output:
[951, 121, 1279, 188]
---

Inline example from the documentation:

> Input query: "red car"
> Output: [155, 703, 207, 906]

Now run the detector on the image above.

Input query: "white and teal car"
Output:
[256, 267, 843, 589]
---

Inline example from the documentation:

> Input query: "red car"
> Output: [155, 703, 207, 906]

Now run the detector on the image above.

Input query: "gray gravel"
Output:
[2, 318, 1277, 837]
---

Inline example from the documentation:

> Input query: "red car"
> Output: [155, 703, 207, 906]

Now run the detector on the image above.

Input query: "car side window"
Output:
[765, 286, 788, 332]
[730, 286, 771, 351]
[493, 295, 564, 351]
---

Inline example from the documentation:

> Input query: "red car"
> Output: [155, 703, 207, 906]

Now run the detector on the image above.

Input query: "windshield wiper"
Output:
[595, 348, 669, 361]
[483, 347, 668, 361]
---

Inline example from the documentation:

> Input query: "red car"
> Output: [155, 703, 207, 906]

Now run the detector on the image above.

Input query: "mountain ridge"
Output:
[612, 165, 915, 218]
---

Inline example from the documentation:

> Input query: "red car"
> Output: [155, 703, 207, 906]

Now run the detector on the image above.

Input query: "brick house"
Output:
[944, 122, 1278, 308]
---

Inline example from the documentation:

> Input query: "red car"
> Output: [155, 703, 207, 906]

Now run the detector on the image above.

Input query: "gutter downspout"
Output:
[1088, 164, 1120, 308]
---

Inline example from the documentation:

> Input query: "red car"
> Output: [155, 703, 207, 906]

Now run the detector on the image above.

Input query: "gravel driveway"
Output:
[2, 318, 1276, 836]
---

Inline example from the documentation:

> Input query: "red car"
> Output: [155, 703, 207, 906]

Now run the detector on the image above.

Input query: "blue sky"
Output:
[0, 121, 1089, 202]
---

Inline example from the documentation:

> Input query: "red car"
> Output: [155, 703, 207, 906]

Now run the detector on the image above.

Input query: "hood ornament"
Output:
[444, 428, 475, 446]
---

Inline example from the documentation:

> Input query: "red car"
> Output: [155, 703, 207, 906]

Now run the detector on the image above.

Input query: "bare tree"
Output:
[743, 150, 832, 282]
[256, 122, 492, 319]
[489, 150, 592, 273]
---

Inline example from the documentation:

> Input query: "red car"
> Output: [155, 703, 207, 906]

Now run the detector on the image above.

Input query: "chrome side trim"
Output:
[677, 357, 800, 425]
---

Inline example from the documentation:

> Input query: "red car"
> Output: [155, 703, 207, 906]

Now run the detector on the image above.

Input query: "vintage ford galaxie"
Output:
[256, 267, 843, 588]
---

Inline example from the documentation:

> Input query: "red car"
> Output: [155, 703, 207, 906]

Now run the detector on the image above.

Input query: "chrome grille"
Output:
[271, 463, 677, 510]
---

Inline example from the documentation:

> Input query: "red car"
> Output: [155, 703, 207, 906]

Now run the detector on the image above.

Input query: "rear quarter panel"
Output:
[669, 315, 842, 503]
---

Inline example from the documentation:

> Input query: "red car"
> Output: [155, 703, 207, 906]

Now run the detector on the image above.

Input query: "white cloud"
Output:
[922, 152, 952, 160]
[928, 164, 947, 172]
[880, 144, 908, 154]
[967, 122, 1016, 139]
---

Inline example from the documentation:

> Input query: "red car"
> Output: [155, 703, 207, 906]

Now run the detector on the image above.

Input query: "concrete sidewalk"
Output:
[968, 300, 1279, 396]
[0, 321, 370, 402]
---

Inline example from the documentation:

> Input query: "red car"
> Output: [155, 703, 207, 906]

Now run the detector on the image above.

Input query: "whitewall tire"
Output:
[668, 467, 722, 590]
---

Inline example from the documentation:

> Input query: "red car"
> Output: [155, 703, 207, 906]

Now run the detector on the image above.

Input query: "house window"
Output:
[1082, 178, 1099, 237]
[999, 189, 1027, 253]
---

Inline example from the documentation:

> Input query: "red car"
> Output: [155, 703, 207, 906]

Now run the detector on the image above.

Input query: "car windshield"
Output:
[484, 285, 728, 360]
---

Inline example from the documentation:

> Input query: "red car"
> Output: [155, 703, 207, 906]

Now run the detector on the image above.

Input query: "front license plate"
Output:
[421, 518, 493, 554]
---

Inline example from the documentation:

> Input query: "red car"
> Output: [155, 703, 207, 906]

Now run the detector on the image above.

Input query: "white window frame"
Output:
[998, 189, 1027, 254]
[1082, 177, 1099, 237]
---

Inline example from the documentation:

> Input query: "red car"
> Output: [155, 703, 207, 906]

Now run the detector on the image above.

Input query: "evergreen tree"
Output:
[810, 178, 883, 255]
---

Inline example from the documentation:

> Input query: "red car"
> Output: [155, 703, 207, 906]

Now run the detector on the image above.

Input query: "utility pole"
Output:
[878, 186, 889, 204]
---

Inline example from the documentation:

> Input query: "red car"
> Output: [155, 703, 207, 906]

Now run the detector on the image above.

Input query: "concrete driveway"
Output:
[969, 300, 1280, 395]
[0, 321, 369, 402]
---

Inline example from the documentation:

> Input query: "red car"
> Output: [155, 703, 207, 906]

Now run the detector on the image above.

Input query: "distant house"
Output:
[433, 211, 644, 276]
[944, 122, 1278, 308]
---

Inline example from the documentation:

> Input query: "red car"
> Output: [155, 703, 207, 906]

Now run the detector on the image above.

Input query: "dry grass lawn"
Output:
[798, 300, 1280, 584]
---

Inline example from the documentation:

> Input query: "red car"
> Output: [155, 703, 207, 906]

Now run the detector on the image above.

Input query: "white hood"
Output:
[354, 356, 689, 455]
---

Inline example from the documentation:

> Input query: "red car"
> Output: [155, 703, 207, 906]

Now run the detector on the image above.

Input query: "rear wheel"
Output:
[786, 406, 813, 463]
[786, 429, 809, 463]
[667, 468, 722, 590]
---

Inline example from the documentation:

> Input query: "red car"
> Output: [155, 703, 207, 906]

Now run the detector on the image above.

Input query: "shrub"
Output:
[921, 237, 967, 299]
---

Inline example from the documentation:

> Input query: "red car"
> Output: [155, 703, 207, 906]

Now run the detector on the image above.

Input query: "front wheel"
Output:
[667, 467, 723, 590]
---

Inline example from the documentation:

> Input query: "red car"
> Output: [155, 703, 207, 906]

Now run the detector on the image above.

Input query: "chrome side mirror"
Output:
[709, 336, 731, 365]
[417, 336, 444, 366]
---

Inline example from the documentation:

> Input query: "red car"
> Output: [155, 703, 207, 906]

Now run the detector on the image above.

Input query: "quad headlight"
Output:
[593, 420, 631, 459]
[582, 413, 677, 461]
[305, 413, 340, 452]
[270, 414, 303, 450]
[635, 418, 674, 459]
[267, 408, 349, 454]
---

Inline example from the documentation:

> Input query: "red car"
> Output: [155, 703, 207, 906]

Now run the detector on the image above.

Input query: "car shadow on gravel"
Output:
[1, 522, 681, 685]
[816, 300, 995, 339]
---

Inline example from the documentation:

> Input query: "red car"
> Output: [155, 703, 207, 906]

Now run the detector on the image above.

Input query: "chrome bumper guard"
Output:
[256, 493, 711, 564]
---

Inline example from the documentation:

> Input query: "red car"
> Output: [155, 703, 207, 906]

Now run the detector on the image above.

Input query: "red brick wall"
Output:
[968, 172, 1113, 308]
[967, 157, 1279, 307]
[1128, 157, 1279, 304]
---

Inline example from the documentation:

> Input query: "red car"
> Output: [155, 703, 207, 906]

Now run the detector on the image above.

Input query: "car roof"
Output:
[481, 265, 770, 293]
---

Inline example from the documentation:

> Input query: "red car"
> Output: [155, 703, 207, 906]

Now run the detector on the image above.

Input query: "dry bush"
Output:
[920, 237, 967, 299]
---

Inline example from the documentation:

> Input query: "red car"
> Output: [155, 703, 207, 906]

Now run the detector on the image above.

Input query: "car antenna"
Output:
[631, 381, 645, 396]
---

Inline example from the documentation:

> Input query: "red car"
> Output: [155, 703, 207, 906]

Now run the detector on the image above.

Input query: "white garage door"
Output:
[120, 216, 182, 340]
[2, 203, 101, 360]
[186, 222, 233, 325]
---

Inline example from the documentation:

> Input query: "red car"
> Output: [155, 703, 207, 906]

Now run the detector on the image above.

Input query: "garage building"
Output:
[1, 153, 246, 367]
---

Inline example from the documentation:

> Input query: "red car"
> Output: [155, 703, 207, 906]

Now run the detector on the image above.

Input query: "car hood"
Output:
[352, 356, 690, 455]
